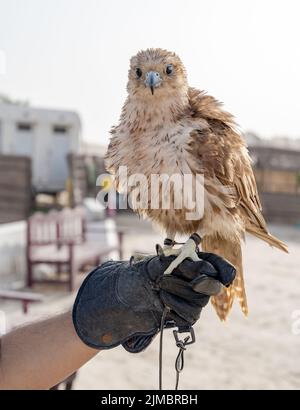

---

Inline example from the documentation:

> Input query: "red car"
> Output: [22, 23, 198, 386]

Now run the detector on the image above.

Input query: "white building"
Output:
[0, 103, 82, 193]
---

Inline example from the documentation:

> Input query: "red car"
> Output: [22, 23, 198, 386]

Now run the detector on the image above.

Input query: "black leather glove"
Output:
[72, 252, 235, 353]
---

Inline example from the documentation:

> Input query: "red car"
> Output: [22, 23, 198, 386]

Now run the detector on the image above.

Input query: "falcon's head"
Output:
[127, 48, 188, 100]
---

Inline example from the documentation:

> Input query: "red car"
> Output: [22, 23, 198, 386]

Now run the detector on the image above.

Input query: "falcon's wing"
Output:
[190, 125, 267, 233]
[188, 88, 288, 320]
[188, 87, 287, 252]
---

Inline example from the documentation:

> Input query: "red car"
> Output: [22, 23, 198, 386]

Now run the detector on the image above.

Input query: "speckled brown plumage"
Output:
[105, 48, 288, 321]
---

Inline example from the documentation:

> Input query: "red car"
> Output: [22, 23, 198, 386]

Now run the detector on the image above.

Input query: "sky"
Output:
[0, 0, 299, 144]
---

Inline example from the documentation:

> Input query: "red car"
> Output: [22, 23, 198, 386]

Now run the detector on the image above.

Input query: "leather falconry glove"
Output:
[72, 251, 236, 353]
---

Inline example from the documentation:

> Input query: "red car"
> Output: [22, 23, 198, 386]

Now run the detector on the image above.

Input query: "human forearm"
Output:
[0, 310, 98, 390]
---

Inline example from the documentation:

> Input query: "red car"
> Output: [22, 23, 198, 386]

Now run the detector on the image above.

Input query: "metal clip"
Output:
[173, 326, 196, 347]
[172, 326, 196, 390]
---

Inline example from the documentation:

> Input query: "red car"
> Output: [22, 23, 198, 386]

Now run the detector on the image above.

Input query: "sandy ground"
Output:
[1, 213, 300, 390]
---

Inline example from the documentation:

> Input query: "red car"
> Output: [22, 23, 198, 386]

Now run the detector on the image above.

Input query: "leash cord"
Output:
[159, 308, 196, 390]
[174, 334, 189, 390]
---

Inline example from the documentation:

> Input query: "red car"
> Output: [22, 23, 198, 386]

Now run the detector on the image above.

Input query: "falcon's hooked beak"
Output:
[145, 71, 162, 95]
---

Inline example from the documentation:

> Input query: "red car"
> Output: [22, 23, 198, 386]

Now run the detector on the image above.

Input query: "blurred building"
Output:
[0, 103, 110, 280]
[246, 133, 300, 224]
[0, 103, 82, 194]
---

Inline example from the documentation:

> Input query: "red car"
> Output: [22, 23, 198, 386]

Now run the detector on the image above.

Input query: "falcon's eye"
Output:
[135, 68, 142, 78]
[166, 64, 173, 75]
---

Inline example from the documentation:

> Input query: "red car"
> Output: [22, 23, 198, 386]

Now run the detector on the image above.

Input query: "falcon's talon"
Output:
[156, 244, 164, 257]
[164, 238, 185, 247]
[164, 238, 175, 247]
[162, 246, 181, 257]
[190, 233, 202, 246]
[163, 238, 201, 275]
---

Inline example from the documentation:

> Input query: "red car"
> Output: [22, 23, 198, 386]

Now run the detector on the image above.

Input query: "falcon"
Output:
[105, 48, 288, 320]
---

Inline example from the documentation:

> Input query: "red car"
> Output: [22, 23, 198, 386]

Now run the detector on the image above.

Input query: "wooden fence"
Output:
[0, 155, 32, 223]
[68, 154, 106, 207]
[259, 192, 300, 224]
[68, 149, 300, 224]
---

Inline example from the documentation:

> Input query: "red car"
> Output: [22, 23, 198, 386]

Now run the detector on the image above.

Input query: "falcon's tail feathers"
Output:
[246, 226, 289, 254]
[202, 235, 248, 321]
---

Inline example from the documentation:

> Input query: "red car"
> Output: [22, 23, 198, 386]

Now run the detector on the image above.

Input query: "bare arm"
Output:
[0, 310, 98, 390]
